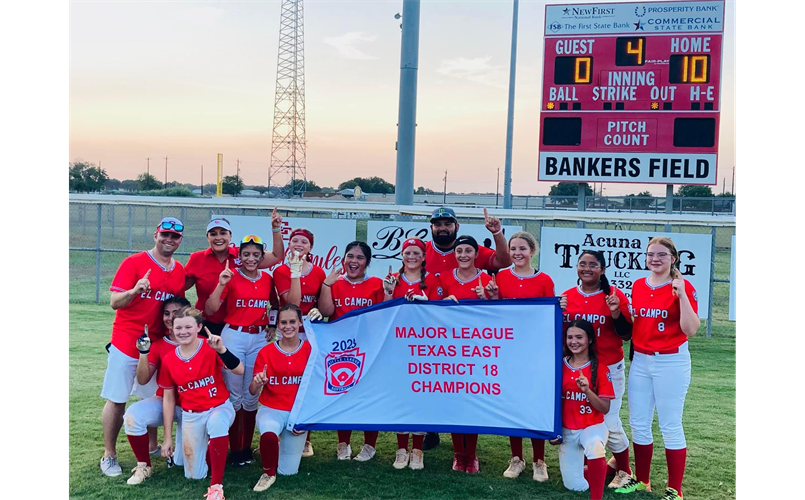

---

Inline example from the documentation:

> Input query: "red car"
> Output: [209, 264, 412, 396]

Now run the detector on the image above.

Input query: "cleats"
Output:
[409, 449, 424, 470]
[353, 444, 376, 462]
[302, 440, 314, 457]
[615, 476, 651, 494]
[126, 462, 152, 485]
[393, 448, 409, 469]
[253, 473, 276, 492]
[337, 442, 352, 460]
[532, 459, 549, 482]
[99, 455, 122, 477]
[503, 456, 525, 478]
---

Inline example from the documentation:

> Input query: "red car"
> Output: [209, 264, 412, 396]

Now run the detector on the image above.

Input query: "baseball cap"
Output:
[157, 216, 184, 235]
[430, 207, 457, 223]
[206, 218, 232, 233]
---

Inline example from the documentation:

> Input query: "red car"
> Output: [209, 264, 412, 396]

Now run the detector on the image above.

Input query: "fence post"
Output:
[128, 205, 133, 255]
[707, 226, 716, 338]
[96, 204, 102, 304]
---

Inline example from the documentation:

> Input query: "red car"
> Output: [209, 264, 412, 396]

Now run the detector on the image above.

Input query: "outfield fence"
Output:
[69, 195, 735, 337]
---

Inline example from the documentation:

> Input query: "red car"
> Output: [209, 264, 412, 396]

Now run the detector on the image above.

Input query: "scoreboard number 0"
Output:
[554, 56, 593, 84]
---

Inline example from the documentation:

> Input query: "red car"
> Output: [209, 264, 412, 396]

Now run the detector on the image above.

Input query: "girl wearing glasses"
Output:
[313, 241, 385, 463]
[485, 231, 555, 482]
[614, 237, 699, 500]
[558, 250, 634, 490]
[185, 209, 285, 338]
[205, 234, 275, 468]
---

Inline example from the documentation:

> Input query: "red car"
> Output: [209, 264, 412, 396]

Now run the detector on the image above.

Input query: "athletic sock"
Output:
[364, 431, 379, 448]
[532, 438, 545, 461]
[509, 436, 523, 460]
[587, 457, 606, 500]
[633, 443, 654, 485]
[229, 409, 244, 452]
[614, 448, 632, 474]
[451, 433, 465, 454]
[412, 434, 424, 450]
[260, 432, 279, 476]
[208, 436, 229, 486]
[397, 433, 409, 450]
[242, 409, 257, 452]
[465, 434, 478, 457]
[337, 430, 352, 445]
[126, 434, 152, 466]
[666, 448, 687, 496]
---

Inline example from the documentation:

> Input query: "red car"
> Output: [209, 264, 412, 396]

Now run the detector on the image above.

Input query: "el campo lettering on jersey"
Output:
[220, 269, 273, 327]
[253, 340, 312, 411]
[561, 358, 614, 430]
[330, 276, 385, 320]
[630, 278, 698, 352]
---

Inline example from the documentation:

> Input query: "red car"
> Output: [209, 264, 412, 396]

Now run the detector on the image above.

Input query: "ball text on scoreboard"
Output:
[538, 1, 725, 185]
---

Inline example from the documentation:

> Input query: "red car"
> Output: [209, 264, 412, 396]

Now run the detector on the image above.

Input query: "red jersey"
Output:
[110, 251, 186, 359]
[424, 241, 497, 276]
[185, 246, 240, 323]
[561, 358, 614, 430]
[440, 269, 493, 300]
[495, 268, 555, 299]
[158, 341, 231, 413]
[147, 336, 181, 398]
[329, 276, 385, 320]
[562, 286, 632, 366]
[631, 278, 698, 352]
[253, 340, 312, 411]
[391, 272, 444, 300]
[273, 263, 326, 315]
[219, 269, 273, 327]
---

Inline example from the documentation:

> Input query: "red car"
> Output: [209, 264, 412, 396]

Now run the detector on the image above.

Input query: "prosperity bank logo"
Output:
[324, 348, 366, 395]
[635, 5, 646, 17]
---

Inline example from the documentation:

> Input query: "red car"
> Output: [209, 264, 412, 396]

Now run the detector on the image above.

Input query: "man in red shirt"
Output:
[423, 207, 512, 450]
[99, 217, 186, 477]
[424, 207, 511, 276]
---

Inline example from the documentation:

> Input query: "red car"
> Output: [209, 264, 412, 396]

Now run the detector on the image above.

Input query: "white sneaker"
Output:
[126, 462, 152, 485]
[100, 455, 122, 477]
[409, 449, 424, 470]
[302, 440, 314, 458]
[503, 456, 525, 478]
[608, 469, 633, 489]
[532, 459, 549, 482]
[393, 448, 409, 469]
[337, 442, 352, 460]
[353, 444, 376, 461]
[253, 473, 276, 492]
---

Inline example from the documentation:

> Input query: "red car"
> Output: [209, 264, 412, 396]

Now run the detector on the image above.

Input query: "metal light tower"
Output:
[269, 0, 307, 198]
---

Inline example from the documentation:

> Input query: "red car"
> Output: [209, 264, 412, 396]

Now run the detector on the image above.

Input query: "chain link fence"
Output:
[69, 200, 734, 337]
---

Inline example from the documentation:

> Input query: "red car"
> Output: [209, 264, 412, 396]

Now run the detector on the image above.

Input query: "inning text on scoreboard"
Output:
[538, 1, 725, 185]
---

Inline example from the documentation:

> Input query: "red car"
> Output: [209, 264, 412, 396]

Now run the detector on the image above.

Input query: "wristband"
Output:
[218, 348, 241, 370]
[492, 229, 502, 236]
[272, 227, 281, 233]
[322, 282, 332, 287]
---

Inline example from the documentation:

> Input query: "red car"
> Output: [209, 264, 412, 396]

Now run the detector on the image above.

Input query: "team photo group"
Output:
[98, 206, 699, 500]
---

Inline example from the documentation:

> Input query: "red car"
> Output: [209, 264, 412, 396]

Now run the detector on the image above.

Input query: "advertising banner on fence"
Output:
[216, 215, 356, 273]
[539, 227, 712, 319]
[729, 234, 735, 321]
[288, 299, 563, 439]
[366, 221, 522, 278]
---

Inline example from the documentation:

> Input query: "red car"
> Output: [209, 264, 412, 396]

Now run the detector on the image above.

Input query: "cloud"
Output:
[436, 57, 508, 89]
[324, 32, 378, 60]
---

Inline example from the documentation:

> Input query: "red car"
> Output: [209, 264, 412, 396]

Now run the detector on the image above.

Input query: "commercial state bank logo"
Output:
[324, 347, 366, 395]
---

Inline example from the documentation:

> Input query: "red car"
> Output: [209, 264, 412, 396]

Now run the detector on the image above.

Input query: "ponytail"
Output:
[599, 274, 612, 296]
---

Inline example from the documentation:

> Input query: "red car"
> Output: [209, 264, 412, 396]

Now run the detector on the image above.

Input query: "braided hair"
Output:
[397, 262, 429, 291]
[564, 319, 599, 394]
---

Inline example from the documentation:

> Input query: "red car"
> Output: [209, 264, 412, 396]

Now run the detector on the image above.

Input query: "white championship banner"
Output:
[288, 299, 563, 439]
[366, 221, 522, 278]
[539, 227, 712, 319]
[216, 215, 357, 273]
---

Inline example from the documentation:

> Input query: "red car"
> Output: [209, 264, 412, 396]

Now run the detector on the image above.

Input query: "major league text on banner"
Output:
[288, 299, 563, 439]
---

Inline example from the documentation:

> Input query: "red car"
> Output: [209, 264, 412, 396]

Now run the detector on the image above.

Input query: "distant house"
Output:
[240, 189, 261, 197]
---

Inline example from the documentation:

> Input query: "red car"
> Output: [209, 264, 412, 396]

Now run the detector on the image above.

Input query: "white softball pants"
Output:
[627, 341, 691, 450]
[220, 326, 268, 411]
[558, 422, 609, 492]
[123, 396, 185, 466]
[604, 359, 629, 454]
[179, 400, 236, 480]
[257, 405, 307, 475]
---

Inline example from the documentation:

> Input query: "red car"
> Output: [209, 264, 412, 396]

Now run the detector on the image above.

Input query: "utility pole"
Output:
[443, 170, 447, 205]
[201, 165, 204, 195]
[236, 159, 241, 197]
[731, 166, 735, 194]
[502, 0, 519, 209]
[496, 167, 500, 207]
[146, 157, 150, 175]
[164, 156, 168, 186]
[394, 0, 421, 206]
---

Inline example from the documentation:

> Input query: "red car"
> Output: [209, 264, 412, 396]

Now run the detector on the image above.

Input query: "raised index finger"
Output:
[143, 269, 151, 280]
[483, 207, 489, 221]
[272, 206, 278, 217]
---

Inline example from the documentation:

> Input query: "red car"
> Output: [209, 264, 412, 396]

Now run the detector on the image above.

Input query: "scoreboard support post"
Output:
[665, 183, 673, 231]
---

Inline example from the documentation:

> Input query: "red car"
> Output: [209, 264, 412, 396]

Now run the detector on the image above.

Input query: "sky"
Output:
[69, 0, 736, 196]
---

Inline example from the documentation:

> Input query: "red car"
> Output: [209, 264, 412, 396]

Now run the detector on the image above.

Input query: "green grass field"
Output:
[69, 301, 735, 500]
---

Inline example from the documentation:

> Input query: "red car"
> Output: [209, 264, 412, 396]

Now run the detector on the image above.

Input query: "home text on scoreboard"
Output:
[538, 1, 725, 185]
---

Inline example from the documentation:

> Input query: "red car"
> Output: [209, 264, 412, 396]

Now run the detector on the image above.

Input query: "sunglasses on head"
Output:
[241, 234, 267, 250]
[159, 221, 184, 232]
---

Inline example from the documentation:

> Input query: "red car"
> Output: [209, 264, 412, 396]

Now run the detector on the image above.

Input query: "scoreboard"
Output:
[538, 1, 725, 185]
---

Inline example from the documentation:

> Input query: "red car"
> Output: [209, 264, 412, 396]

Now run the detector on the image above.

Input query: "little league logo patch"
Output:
[324, 348, 365, 395]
